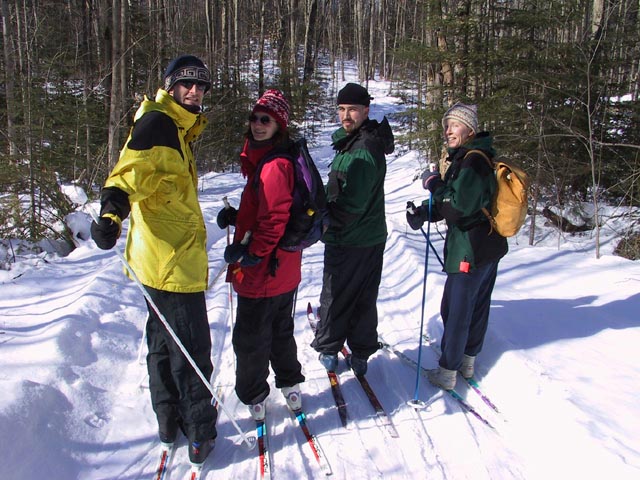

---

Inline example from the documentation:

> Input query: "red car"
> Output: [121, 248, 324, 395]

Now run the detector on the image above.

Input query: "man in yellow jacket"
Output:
[91, 55, 217, 466]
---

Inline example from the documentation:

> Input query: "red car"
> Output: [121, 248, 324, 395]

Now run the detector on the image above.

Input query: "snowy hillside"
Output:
[1, 75, 639, 480]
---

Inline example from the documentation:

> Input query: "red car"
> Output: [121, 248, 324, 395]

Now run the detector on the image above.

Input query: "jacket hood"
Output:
[365, 117, 395, 155]
[332, 116, 395, 154]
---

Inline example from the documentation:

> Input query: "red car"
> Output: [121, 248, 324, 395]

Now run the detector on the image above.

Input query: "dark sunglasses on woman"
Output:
[249, 114, 272, 125]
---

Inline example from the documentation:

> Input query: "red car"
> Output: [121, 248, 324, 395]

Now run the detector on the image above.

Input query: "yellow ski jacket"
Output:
[105, 89, 209, 292]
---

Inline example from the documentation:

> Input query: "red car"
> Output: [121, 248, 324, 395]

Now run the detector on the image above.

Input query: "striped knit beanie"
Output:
[253, 89, 290, 131]
[442, 103, 478, 134]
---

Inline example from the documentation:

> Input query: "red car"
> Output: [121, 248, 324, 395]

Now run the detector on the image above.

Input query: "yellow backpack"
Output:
[465, 150, 529, 237]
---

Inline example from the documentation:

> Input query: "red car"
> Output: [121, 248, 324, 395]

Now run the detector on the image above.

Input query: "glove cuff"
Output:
[102, 213, 122, 227]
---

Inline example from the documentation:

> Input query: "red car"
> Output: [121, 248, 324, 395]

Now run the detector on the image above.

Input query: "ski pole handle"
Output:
[423, 162, 438, 199]
[235, 230, 252, 263]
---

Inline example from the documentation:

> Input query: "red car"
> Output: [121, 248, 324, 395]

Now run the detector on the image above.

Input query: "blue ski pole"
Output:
[408, 163, 436, 409]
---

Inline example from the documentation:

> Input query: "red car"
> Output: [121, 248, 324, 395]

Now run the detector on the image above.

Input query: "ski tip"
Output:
[243, 434, 258, 451]
[306, 302, 312, 314]
[188, 464, 203, 480]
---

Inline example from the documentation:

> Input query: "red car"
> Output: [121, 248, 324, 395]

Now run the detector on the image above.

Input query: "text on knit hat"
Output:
[164, 55, 212, 93]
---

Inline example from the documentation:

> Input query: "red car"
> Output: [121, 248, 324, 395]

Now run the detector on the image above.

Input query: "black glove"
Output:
[216, 206, 238, 229]
[240, 254, 262, 267]
[224, 243, 262, 267]
[421, 169, 440, 190]
[91, 216, 121, 249]
[406, 201, 427, 231]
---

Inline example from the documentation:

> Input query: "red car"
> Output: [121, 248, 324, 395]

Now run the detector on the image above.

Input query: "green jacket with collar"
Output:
[426, 132, 508, 273]
[323, 117, 394, 247]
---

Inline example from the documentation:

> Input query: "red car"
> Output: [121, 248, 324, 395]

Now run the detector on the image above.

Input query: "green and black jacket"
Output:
[426, 132, 508, 273]
[323, 117, 394, 247]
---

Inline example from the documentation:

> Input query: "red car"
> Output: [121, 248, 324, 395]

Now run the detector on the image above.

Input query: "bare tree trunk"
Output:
[205, 0, 213, 67]
[302, 0, 317, 83]
[529, 106, 546, 247]
[388, 0, 406, 83]
[1, 0, 18, 157]
[354, 0, 365, 81]
[15, 0, 37, 238]
[221, 0, 229, 89]
[288, 0, 297, 87]
[157, 0, 167, 81]
[367, 0, 376, 80]
[107, 0, 122, 170]
[591, 0, 604, 34]
[379, 0, 388, 79]
[585, 1, 613, 259]
[79, 0, 94, 188]
[258, 1, 266, 94]
[338, 0, 344, 81]
[233, 0, 239, 86]
[324, 1, 336, 81]
[120, 0, 127, 98]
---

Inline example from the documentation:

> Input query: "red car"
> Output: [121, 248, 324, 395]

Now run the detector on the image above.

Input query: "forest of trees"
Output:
[1, 0, 639, 257]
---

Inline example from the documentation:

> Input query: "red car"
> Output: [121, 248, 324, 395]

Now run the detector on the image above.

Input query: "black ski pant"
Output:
[312, 242, 384, 359]
[438, 260, 499, 371]
[233, 289, 305, 406]
[144, 286, 217, 443]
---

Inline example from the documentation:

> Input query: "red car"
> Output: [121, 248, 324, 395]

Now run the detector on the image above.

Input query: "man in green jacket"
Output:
[91, 55, 217, 466]
[311, 83, 394, 376]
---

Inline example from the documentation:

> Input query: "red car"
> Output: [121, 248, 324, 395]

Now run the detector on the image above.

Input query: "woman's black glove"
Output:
[224, 243, 262, 267]
[406, 201, 428, 231]
[217, 206, 238, 229]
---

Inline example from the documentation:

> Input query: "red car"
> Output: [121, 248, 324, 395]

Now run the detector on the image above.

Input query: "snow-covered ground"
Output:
[1, 74, 639, 480]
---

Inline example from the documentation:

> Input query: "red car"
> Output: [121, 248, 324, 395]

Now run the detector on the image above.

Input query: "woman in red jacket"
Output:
[217, 90, 305, 421]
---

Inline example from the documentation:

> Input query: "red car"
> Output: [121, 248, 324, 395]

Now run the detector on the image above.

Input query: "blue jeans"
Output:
[438, 260, 499, 371]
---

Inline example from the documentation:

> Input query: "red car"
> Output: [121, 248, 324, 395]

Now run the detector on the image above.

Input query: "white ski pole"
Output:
[77, 186, 256, 449]
[222, 197, 236, 340]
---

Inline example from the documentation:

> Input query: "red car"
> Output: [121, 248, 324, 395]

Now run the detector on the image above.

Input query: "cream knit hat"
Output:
[442, 103, 478, 133]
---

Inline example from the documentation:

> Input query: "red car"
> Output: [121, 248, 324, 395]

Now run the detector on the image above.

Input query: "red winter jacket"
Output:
[226, 139, 302, 298]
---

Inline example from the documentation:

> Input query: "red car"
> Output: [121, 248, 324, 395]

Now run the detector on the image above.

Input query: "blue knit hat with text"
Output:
[163, 55, 212, 93]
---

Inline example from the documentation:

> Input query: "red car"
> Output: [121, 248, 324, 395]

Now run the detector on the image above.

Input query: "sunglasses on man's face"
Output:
[177, 80, 208, 92]
[249, 114, 272, 125]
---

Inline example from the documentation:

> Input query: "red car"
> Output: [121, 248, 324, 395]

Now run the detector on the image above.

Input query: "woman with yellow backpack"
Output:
[406, 103, 508, 390]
